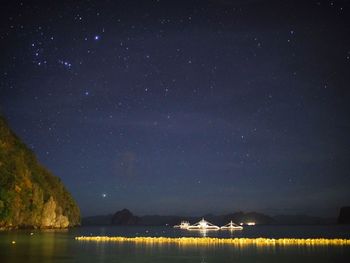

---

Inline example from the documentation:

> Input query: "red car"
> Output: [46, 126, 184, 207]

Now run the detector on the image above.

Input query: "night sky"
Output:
[1, 0, 349, 217]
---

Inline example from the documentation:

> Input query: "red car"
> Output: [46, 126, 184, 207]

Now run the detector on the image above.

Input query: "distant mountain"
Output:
[111, 209, 139, 225]
[0, 117, 80, 229]
[273, 214, 335, 225]
[220, 212, 275, 225]
[140, 215, 185, 226]
[82, 209, 335, 226]
[338, 207, 350, 224]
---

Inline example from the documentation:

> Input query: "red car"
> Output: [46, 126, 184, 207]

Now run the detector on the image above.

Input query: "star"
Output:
[1, 0, 349, 220]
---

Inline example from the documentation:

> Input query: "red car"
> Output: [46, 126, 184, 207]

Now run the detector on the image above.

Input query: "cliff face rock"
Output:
[338, 207, 350, 224]
[0, 117, 80, 229]
[111, 209, 139, 225]
[40, 196, 69, 228]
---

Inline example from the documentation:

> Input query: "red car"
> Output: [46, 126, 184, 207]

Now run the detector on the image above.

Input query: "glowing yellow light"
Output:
[75, 236, 350, 246]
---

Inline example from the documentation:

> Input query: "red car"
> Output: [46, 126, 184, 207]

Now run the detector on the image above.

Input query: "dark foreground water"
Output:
[1, 225, 350, 262]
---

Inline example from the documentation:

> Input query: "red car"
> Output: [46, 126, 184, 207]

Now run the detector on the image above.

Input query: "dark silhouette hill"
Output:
[83, 209, 335, 226]
[111, 208, 139, 225]
[338, 207, 350, 224]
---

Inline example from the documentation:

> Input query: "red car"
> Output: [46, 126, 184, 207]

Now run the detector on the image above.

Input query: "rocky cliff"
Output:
[0, 117, 80, 229]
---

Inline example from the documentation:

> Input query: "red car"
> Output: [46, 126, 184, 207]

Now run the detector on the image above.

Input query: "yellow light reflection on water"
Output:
[75, 236, 350, 246]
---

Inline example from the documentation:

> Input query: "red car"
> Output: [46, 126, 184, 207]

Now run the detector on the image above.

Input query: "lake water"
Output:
[1, 225, 350, 262]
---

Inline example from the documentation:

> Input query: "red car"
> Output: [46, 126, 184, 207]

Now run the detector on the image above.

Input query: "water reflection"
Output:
[0, 229, 72, 263]
[1, 226, 350, 263]
[195, 229, 242, 238]
[199, 230, 208, 237]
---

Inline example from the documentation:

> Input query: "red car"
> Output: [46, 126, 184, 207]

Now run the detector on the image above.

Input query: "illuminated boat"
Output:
[220, 220, 243, 230]
[187, 218, 220, 230]
[174, 221, 190, 229]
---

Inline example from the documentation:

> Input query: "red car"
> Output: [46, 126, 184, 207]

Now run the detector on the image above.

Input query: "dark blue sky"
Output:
[1, 0, 349, 217]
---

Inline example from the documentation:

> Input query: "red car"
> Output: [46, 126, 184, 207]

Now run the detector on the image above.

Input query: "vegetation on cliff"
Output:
[0, 117, 80, 228]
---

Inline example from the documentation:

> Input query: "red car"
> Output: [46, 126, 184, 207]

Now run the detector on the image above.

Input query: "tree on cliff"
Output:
[0, 116, 80, 228]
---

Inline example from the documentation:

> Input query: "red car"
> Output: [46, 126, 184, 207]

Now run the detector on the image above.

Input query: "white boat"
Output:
[220, 220, 243, 230]
[187, 218, 220, 230]
[173, 221, 190, 229]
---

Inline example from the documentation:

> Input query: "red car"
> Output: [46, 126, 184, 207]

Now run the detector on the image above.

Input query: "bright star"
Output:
[94, 35, 100, 40]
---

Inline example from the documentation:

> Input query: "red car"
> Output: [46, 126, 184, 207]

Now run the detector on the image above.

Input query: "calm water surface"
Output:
[1, 225, 350, 262]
